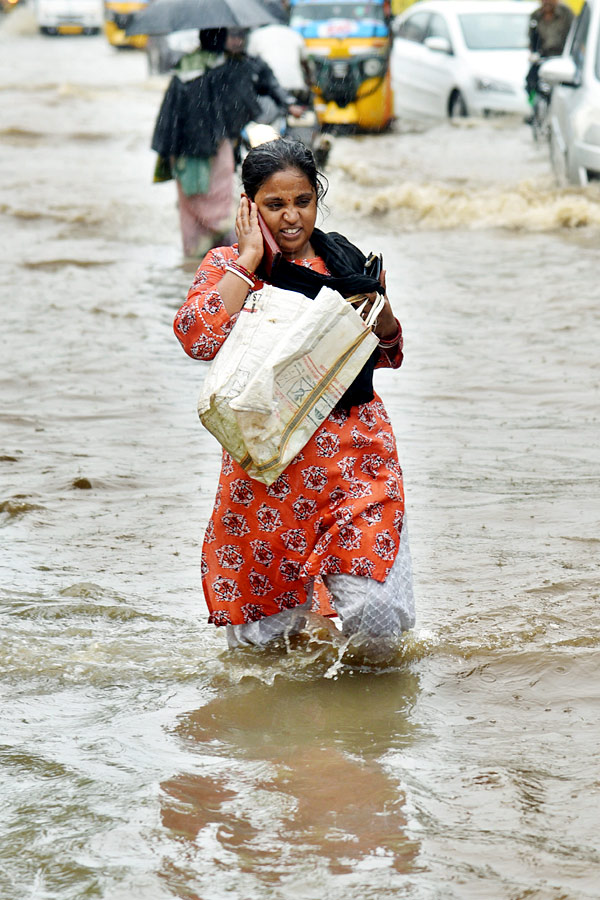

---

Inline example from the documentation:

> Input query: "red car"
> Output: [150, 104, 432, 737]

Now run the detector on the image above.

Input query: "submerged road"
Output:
[2, 9, 600, 899]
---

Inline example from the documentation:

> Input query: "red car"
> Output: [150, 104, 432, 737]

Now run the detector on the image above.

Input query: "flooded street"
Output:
[1, 8, 599, 899]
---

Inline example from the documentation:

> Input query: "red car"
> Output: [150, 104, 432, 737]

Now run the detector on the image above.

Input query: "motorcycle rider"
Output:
[245, 12, 332, 168]
[525, 0, 574, 107]
[247, 5, 313, 108]
[225, 28, 304, 126]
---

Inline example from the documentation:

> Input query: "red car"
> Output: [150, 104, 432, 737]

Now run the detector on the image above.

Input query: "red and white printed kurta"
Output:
[174, 245, 406, 627]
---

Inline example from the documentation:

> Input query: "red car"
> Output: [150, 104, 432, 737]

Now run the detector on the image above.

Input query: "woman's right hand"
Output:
[235, 195, 264, 273]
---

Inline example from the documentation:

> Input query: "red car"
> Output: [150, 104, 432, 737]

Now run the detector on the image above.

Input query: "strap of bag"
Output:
[345, 293, 386, 330]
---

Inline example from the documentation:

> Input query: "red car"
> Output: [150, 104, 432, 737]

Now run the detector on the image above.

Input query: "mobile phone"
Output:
[242, 194, 282, 276]
[256, 209, 282, 276]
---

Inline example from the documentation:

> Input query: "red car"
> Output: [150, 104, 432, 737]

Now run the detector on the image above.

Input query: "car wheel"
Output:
[449, 90, 468, 118]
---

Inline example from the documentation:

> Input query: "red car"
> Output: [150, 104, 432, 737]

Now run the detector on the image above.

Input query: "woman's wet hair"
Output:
[241, 139, 328, 202]
[199, 28, 227, 53]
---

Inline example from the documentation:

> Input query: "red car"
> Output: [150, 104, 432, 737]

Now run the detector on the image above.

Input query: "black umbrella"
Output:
[125, 0, 278, 36]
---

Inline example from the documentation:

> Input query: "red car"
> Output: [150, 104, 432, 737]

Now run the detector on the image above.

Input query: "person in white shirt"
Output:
[247, 22, 311, 102]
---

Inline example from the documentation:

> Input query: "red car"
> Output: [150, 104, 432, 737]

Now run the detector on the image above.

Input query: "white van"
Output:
[36, 0, 104, 34]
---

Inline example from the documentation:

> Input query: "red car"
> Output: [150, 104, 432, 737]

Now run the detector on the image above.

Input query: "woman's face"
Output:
[253, 167, 318, 260]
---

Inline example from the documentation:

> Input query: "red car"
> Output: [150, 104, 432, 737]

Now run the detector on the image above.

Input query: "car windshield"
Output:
[458, 12, 530, 50]
[291, 2, 385, 23]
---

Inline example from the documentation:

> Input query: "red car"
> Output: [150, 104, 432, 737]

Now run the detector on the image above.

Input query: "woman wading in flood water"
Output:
[174, 139, 415, 660]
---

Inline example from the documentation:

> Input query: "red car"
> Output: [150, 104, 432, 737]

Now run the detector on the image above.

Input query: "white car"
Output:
[36, 0, 103, 34]
[391, 0, 536, 119]
[540, 0, 600, 184]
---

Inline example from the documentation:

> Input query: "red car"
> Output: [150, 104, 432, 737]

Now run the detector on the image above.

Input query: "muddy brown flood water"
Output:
[1, 9, 599, 900]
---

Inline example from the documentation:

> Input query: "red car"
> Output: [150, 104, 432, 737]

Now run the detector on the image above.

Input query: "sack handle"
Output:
[346, 293, 386, 330]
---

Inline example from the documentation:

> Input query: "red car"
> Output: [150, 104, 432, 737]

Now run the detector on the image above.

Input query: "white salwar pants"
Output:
[225, 523, 415, 653]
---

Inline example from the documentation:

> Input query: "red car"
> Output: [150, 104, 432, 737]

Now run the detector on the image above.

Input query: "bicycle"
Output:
[525, 52, 552, 143]
[529, 79, 552, 143]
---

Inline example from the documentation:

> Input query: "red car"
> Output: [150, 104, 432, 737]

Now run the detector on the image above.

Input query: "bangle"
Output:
[378, 318, 402, 348]
[229, 260, 257, 284]
[232, 260, 256, 279]
[225, 264, 254, 289]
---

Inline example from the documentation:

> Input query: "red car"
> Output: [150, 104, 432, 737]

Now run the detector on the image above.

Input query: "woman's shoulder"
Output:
[216, 243, 239, 258]
[200, 244, 239, 267]
[188, 245, 238, 286]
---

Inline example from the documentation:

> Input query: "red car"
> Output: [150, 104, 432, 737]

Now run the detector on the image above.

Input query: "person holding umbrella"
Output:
[151, 26, 303, 260]
[150, 31, 303, 258]
[151, 28, 244, 259]
[133, 0, 285, 258]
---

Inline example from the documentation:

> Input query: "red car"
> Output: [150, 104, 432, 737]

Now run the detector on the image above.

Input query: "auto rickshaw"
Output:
[104, 0, 149, 48]
[290, 0, 394, 131]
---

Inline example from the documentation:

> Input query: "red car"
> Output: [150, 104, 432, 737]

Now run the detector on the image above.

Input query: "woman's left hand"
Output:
[372, 295, 399, 342]
[359, 292, 397, 341]
[358, 267, 398, 341]
[358, 268, 398, 342]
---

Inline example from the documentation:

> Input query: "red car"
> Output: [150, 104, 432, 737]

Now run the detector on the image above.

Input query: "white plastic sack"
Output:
[198, 283, 384, 485]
